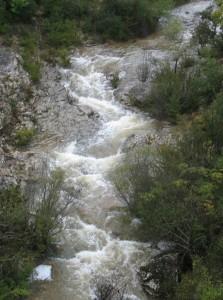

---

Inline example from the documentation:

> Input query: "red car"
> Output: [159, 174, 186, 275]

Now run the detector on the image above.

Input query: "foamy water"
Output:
[32, 2, 214, 299]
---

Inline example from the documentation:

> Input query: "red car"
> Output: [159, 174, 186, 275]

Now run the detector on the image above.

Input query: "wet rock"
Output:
[80, 105, 99, 119]
[67, 92, 78, 104]
[0, 47, 39, 188]
[0, 48, 21, 74]
[121, 133, 160, 153]
[121, 134, 139, 152]
[157, 241, 175, 252]
[36, 65, 100, 144]
[139, 253, 179, 298]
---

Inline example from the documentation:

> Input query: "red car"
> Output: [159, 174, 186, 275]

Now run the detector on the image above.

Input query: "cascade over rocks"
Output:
[0, 1, 215, 298]
[35, 65, 100, 144]
[0, 49, 100, 188]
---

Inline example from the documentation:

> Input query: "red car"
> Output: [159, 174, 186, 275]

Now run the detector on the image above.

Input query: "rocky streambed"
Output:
[0, 1, 214, 299]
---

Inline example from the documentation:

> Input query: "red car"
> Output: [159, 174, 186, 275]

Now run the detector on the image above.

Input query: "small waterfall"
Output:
[32, 1, 214, 299]
[50, 51, 153, 300]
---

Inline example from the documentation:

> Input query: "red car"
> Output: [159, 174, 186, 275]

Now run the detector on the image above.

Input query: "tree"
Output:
[113, 98, 223, 257]
[10, 0, 37, 20]
[0, 165, 76, 298]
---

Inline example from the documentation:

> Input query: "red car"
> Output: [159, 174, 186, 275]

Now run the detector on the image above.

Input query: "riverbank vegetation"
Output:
[0, 168, 72, 299]
[0, 0, 187, 81]
[139, 3, 223, 123]
[0, 1, 222, 300]
[113, 3, 223, 299]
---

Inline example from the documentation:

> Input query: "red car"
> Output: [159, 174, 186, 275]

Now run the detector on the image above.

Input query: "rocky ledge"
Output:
[35, 65, 100, 146]
[0, 47, 37, 187]
[0, 47, 100, 187]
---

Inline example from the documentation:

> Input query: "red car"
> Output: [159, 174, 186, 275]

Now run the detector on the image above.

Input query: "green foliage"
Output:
[0, 168, 69, 298]
[11, 0, 30, 14]
[176, 259, 223, 300]
[113, 90, 223, 298]
[40, 0, 91, 20]
[0, 0, 187, 72]
[15, 128, 35, 147]
[193, 6, 223, 57]
[20, 31, 41, 82]
[23, 59, 41, 82]
[30, 168, 66, 255]
[44, 19, 81, 48]
[95, 0, 173, 41]
[163, 17, 183, 41]
[55, 48, 70, 67]
[136, 4, 223, 123]
[145, 63, 183, 122]
[213, 0, 223, 28]
[0, 0, 177, 45]
[0, 1, 11, 34]
[0, 186, 33, 299]
[144, 57, 223, 123]
[10, 0, 37, 20]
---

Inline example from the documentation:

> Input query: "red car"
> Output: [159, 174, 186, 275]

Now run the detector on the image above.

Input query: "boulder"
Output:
[121, 133, 160, 153]
[139, 253, 179, 298]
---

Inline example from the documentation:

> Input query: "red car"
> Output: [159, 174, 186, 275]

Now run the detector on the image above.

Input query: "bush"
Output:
[176, 259, 223, 300]
[55, 48, 71, 67]
[145, 63, 182, 122]
[112, 92, 223, 298]
[193, 6, 223, 57]
[95, 0, 173, 41]
[23, 58, 41, 82]
[0, 186, 34, 300]
[144, 57, 223, 123]
[44, 19, 81, 48]
[0, 168, 72, 298]
[163, 17, 183, 41]
[29, 168, 70, 255]
[20, 32, 42, 82]
[15, 128, 35, 147]
[10, 0, 37, 21]
[0, 1, 11, 34]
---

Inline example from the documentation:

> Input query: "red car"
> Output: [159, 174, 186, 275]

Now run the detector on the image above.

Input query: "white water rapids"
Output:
[32, 1, 214, 299]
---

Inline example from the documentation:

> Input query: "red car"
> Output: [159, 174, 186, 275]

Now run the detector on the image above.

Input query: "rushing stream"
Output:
[32, 1, 214, 299]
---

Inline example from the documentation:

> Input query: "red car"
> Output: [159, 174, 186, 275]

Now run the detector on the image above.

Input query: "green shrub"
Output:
[23, 59, 41, 82]
[44, 19, 81, 48]
[145, 63, 183, 122]
[20, 32, 42, 82]
[55, 48, 70, 67]
[15, 128, 35, 147]
[0, 168, 71, 298]
[95, 0, 173, 41]
[29, 168, 66, 255]
[163, 17, 183, 41]
[0, 1, 11, 34]
[113, 91, 223, 298]
[0, 186, 33, 300]
[176, 259, 223, 300]
[193, 6, 223, 57]
[144, 57, 223, 123]
[10, 0, 37, 21]
[96, 14, 130, 41]
[41, 0, 93, 20]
